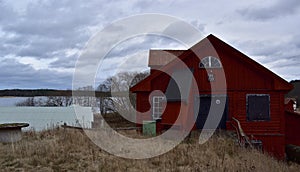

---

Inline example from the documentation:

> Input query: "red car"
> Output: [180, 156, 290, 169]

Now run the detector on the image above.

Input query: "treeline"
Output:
[0, 89, 114, 97]
[0, 89, 68, 97]
[11, 71, 149, 116]
[0, 89, 116, 97]
[15, 96, 73, 107]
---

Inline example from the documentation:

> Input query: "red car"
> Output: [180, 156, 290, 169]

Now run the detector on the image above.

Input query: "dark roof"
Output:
[148, 50, 185, 68]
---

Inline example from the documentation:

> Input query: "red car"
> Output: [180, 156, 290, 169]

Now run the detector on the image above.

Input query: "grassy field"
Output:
[0, 128, 300, 172]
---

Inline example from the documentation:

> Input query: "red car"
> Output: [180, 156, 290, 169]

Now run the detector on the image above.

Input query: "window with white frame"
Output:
[199, 56, 222, 68]
[152, 96, 164, 120]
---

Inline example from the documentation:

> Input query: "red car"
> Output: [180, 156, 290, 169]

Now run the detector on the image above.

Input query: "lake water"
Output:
[0, 97, 30, 106]
[0, 106, 93, 131]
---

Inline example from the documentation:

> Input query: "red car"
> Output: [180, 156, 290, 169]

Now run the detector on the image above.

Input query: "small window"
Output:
[199, 56, 222, 68]
[247, 94, 270, 121]
[152, 96, 164, 120]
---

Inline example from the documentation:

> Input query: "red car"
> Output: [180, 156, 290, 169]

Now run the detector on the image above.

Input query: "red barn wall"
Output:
[224, 92, 284, 134]
[255, 135, 285, 159]
[161, 102, 181, 125]
[132, 35, 291, 158]
[285, 111, 300, 146]
[135, 92, 151, 128]
[137, 46, 287, 133]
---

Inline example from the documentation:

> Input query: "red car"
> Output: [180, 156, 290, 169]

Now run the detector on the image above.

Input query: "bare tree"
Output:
[98, 71, 149, 121]
[97, 83, 113, 114]
[16, 96, 73, 107]
[44, 96, 73, 107]
[15, 97, 35, 106]
[73, 85, 97, 108]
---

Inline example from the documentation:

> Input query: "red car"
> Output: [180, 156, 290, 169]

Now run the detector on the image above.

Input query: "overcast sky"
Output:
[0, 0, 299, 89]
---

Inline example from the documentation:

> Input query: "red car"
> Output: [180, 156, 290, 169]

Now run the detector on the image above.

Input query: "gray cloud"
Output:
[1, 0, 99, 59]
[49, 55, 77, 69]
[233, 39, 285, 59]
[105, 35, 184, 59]
[292, 34, 300, 49]
[0, 58, 72, 89]
[0, 0, 300, 89]
[267, 55, 300, 68]
[237, 0, 300, 20]
[0, 2, 17, 23]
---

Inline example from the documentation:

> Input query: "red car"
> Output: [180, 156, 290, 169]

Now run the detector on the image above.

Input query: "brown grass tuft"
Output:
[0, 128, 299, 171]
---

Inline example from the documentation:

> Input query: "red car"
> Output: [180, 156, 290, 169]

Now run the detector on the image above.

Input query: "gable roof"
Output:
[204, 34, 293, 91]
[148, 50, 185, 68]
[285, 98, 296, 105]
[130, 34, 293, 92]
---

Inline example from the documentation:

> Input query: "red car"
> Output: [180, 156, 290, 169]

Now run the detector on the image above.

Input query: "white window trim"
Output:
[199, 56, 222, 68]
[152, 96, 164, 120]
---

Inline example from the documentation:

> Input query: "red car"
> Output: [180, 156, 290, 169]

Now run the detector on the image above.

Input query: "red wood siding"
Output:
[161, 102, 181, 125]
[225, 92, 283, 134]
[286, 111, 300, 146]
[183, 47, 274, 92]
[151, 72, 170, 92]
[136, 92, 151, 126]
[255, 135, 285, 159]
[131, 35, 293, 159]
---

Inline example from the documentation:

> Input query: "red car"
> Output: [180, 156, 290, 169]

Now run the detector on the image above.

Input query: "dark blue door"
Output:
[196, 96, 227, 129]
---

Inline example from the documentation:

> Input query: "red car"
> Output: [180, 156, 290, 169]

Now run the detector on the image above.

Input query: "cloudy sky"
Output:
[0, 0, 299, 89]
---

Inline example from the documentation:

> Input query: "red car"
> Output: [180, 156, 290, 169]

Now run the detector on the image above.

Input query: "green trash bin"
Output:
[143, 120, 156, 136]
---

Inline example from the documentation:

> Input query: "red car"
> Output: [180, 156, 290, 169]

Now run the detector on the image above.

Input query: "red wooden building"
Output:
[285, 98, 300, 147]
[130, 34, 294, 158]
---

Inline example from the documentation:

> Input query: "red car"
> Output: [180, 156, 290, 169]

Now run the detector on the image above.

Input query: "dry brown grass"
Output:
[0, 128, 300, 172]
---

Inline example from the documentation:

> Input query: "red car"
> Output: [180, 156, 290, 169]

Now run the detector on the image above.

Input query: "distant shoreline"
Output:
[0, 89, 125, 98]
